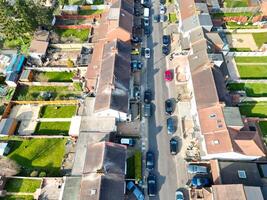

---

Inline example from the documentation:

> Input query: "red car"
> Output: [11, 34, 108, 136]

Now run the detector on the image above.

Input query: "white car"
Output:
[145, 48, 151, 58]
[160, 4, 165, 14]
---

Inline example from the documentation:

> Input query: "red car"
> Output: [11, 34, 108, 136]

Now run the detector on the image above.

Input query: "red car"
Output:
[165, 70, 173, 81]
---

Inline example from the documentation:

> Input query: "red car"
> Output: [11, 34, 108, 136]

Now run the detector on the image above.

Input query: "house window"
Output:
[212, 140, 219, 145]
[217, 124, 223, 128]
[209, 114, 216, 118]
[238, 170, 247, 179]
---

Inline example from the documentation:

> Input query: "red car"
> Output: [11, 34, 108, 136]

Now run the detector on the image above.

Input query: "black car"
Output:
[146, 151, 155, 170]
[165, 99, 173, 115]
[134, 7, 141, 16]
[131, 36, 142, 44]
[143, 103, 151, 117]
[131, 60, 143, 72]
[170, 138, 178, 155]
[160, 0, 165, 4]
[147, 174, 157, 197]
[144, 89, 152, 103]
[163, 35, 170, 46]
[167, 117, 175, 135]
[153, 14, 160, 23]
[162, 45, 170, 55]
[144, 26, 151, 36]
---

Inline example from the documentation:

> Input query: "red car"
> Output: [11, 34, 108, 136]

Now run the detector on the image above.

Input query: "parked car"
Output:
[162, 45, 170, 55]
[134, 7, 141, 16]
[153, 14, 160, 23]
[133, 86, 140, 100]
[163, 35, 170, 46]
[144, 26, 151, 35]
[167, 117, 175, 134]
[144, 48, 151, 58]
[131, 60, 143, 72]
[144, 18, 150, 27]
[170, 137, 178, 155]
[187, 165, 208, 174]
[147, 173, 157, 197]
[165, 99, 173, 115]
[160, 0, 165, 4]
[191, 177, 210, 188]
[165, 70, 173, 81]
[131, 48, 140, 55]
[144, 89, 152, 103]
[127, 181, 145, 200]
[160, 4, 165, 14]
[120, 138, 135, 146]
[176, 190, 184, 200]
[146, 151, 155, 170]
[144, 103, 151, 117]
[131, 36, 142, 44]
[160, 14, 165, 22]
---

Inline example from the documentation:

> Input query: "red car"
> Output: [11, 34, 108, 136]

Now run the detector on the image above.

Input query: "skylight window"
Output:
[238, 170, 247, 179]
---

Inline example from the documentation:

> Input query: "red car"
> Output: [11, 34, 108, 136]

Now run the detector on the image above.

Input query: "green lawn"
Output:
[169, 13, 177, 23]
[239, 102, 267, 118]
[237, 65, 267, 79]
[229, 47, 251, 52]
[7, 138, 67, 176]
[13, 85, 82, 101]
[235, 56, 267, 63]
[34, 122, 70, 136]
[224, 0, 248, 7]
[0, 195, 34, 200]
[252, 32, 267, 48]
[228, 82, 267, 97]
[126, 151, 142, 181]
[35, 72, 74, 82]
[126, 156, 135, 179]
[211, 12, 253, 18]
[67, 0, 84, 5]
[78, 9, 103, 15]
[226, 22, 258, 29]
[39, 105, 76, 118]
[55, 28, 90, 42]
[259, 121, 267, 143]
[5, 178, 41, 193]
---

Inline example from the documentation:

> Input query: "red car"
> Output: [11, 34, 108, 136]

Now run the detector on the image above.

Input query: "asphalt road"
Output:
[145, 2, 178, 200]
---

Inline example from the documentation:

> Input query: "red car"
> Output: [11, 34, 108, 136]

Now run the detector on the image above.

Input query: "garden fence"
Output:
[210, 7, 260, 13]
[227, 52, 267, 57]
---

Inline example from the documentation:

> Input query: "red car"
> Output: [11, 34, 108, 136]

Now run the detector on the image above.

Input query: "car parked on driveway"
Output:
[165, 70, 173, 81]
[144, 89, 152, 103]
[176, 190, 184, 200]
[127, 181, 145, 200]
[144, 48, 151, 58]
[170, 137, 178, 155]
[187, 165, 208, 174]
[165, 99, 173, 115]
[191, 177, 210, 188]
[167, 117, 175, 134]
[147, 173, 157, 197]
[146, 151, 155, 170]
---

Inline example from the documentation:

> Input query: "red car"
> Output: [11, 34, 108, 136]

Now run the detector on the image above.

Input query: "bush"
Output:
[30, 170, 38, 177]
[39, 171, 46, 177]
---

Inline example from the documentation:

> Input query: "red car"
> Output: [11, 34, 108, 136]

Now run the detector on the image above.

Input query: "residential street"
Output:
[144, 1, 180, 199]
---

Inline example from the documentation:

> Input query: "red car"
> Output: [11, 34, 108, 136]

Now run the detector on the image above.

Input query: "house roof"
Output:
[229, 128, 266, 157]
[29, 40, 48, 55]
[62, 176, 81, 200]
[218, 161, 263, 186]
[0, 118, 17, 135]
[188, 50, 210, 71]
[198, 105, 227, 134]
[191, 65, 219, 109]
[94, 40, 131, 113]
[203, 130, 233, 154]
[212, 184, 247, 200]
[205, 32, 224, 49]
[223, 107, 244, 127]
[0, 142, 8, 156]
[244, 186, 264, 200]
[108, 8, 133, 34]
[80, 173, 125, 200]
[111, 0, 134, 14]
[83, 141, 126, 175]
[178, 0, 196, 20]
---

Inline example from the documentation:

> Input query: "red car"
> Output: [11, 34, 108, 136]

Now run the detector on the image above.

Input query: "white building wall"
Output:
[201, 152, 260, 161]
[94, 109, 128, 121]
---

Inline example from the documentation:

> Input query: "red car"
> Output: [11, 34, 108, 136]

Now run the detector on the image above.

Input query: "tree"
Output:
[0, 156, 21, 176]
[0, 0, 54, 41]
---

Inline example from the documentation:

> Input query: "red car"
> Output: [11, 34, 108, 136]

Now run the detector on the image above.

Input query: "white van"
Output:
[144, 8, 150, 19]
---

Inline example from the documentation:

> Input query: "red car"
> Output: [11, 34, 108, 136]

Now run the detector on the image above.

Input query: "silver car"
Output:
[145, 48, 151, 58]
[187, 164, 208, 174]
[160, 4, 165, 14]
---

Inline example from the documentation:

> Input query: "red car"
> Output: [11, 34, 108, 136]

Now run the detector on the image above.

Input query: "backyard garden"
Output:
[13, 84, 82, 101]
[228, 82, 267, 97]
[6, 138, 67, 176]
[223, 0, 248, 7]
[239, 102, 267, 118]
[39, 105, 77, 118]
[55, 28, 90, 42]
[34, 122, 71, 136]
[34, 71, 74, 82]
[4, 178, 42, 193]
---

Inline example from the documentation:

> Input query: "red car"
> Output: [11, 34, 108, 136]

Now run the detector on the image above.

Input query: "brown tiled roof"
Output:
[118, 9, 133, 33]
[29, 40, 48, 55]
[212, 184, 247, 200]
[210, 160, 221, 184]
[204, 130, 233, 154]
[198, 105, 227, 134]
[191, 66, 219, 109]
[94, 40, 131, 113]
[111, 0, 134, 14]
[229, 128, 266, 157]
[178, 0, 196, 20]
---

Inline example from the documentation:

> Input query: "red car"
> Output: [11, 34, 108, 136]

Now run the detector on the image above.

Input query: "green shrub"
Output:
[30, 170, 38, 177]
[39, 171, 46, 177]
